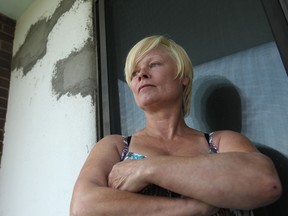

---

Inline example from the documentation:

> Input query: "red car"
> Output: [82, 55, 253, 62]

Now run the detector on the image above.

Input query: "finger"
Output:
[108, 170, 116, 188]
[108, 171, 125, 189]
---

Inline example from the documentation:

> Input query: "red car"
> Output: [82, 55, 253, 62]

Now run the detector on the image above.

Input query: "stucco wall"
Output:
[0, 0, 96, 215]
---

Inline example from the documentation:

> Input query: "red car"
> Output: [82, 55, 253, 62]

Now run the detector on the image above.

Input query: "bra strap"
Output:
[207, 132, 219, 154]
[120, 136, 131, 161]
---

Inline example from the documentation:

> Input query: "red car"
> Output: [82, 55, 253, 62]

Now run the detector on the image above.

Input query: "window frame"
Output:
[261, 0, 288, 74]
[94, 0, 111, 139]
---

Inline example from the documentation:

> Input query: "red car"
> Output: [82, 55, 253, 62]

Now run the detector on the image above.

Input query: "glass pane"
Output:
[105, 0, 288, 155]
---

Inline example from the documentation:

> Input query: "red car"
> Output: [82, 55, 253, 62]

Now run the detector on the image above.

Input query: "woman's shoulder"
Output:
[99, 134, 127, 147]
[93, 134, 126, 153]
[100, 134, 125, 142]
[212, 130, 240, 137]
[212, 130, 247, 141]
[210, 130, 258, 153]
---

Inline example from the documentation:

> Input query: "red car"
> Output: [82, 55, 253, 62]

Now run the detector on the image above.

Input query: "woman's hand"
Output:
[108, 159, 149, 192]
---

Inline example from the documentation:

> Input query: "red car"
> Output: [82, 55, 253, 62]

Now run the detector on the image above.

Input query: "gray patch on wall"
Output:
[52, 40, 96, 103]
[11, 0, 78, 75]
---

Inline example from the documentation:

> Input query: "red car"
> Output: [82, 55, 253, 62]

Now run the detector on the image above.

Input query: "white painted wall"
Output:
[0, 0, 96, 215]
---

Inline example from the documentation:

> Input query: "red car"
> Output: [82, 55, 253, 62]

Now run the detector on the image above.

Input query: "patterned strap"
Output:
[207, 132, 219, 154]
[120, 136, 131, 161]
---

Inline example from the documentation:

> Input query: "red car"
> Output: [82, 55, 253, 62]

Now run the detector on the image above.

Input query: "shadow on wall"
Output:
[192, 75, 242, 133]
[192, 75, 287, 215]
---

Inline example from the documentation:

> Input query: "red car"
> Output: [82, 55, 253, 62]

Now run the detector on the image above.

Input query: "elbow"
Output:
[245, 156, 283, 209]
[70, 181, 83, 216]
[253, 153, 283, 207]
[254, 169, 282, 208]
[263, 175, 282, 205]
[240, 174, 282, 210]
[70, 184, 108, 216]
[70, 185, 93, 216]
[70, 201, 79, 216]
[70, 203, 78, 216]
[263, 161, 283, 205]
[70, 192, 85, 216]
[70, 192, 94, 216]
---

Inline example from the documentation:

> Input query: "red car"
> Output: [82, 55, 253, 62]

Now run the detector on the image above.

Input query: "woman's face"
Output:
[130, 46, 187, 111]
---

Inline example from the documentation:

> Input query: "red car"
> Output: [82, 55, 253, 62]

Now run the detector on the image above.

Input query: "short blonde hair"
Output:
[124, 35, 193, 116]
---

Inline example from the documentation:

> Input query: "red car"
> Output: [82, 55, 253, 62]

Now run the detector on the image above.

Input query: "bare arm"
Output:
[109, 131, 282, 210]
[70, 135, 217, 216]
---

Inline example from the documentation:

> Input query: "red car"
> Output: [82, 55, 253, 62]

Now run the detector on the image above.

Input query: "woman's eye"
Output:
[131, 71, 138, 79]
[150, 63, 159, 68]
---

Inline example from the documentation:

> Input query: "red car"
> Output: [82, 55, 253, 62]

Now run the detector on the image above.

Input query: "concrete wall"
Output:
[0, 0, 96, 215]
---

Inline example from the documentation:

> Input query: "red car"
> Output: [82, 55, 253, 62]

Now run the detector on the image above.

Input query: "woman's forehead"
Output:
[146, 45, 170, 56]
[136, 46, 173, 64]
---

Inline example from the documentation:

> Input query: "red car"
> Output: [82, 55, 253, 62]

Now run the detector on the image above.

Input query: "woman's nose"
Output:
[137, 68, 149, 81]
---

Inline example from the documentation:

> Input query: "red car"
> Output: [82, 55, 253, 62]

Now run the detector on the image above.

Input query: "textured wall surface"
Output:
[0, 0, 96, 215]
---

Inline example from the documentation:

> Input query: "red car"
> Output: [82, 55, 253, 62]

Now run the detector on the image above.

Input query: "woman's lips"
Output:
[138, 84, 155, 92]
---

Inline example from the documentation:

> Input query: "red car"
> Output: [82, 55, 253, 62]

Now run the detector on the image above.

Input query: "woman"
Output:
[70, 35, 282, 216]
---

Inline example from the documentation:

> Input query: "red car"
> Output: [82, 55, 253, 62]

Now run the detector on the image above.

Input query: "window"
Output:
[94, 0, 288, 157]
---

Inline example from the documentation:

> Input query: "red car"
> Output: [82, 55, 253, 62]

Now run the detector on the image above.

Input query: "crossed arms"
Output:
[70, 131, 282, 216]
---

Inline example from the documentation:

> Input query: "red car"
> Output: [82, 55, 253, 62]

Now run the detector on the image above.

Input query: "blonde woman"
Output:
[70, 35, 281, 216]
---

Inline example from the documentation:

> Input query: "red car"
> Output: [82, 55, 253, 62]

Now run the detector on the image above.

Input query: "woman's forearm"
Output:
[70, 182, 216, 216]
[143, 152, 281, 209]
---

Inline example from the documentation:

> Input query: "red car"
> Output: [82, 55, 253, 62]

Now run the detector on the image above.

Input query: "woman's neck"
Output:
[144, 110, 188, 140]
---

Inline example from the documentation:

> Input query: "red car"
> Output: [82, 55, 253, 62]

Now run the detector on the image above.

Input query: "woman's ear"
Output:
[181, 77, 189, 87]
